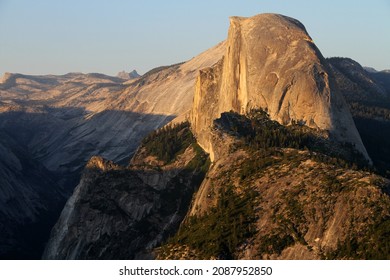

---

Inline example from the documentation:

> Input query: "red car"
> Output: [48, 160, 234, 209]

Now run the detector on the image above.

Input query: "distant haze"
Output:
[0, 0, 389, 76]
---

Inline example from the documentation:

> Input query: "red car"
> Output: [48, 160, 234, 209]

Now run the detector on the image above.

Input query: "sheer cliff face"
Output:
[43, 152, 204, 259]
[191, 14, 369, 162]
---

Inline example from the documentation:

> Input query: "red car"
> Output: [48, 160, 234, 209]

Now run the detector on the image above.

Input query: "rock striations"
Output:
[191, 14, 369, 162]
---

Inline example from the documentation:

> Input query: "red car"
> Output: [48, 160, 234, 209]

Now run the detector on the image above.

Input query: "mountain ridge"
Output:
[0, 41, 225, 258]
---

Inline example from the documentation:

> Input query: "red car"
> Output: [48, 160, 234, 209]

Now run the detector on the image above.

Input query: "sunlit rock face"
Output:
[191, 14, 369, 162]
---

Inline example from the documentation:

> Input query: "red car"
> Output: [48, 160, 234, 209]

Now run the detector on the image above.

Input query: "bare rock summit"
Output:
[191, 13, 370, 162]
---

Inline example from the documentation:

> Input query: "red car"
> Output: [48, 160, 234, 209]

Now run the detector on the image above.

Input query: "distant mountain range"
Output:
[1, 13, 389, 260]
[117, 70, 140, 80]
[0, 42, 224, 259]
[363, 66, 390, 73]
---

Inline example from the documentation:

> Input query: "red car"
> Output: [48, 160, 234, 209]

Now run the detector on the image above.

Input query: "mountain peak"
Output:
[86, 156, 119, 172]
[117, 70, 140, 80]
[229, 13, 308, 33]
[190, 13, 370, 162]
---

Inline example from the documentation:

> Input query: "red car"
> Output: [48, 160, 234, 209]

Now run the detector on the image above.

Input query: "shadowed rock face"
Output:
[0, 132, 65, 259]
[43, 124, 209, 259]
[191, 14, 369, 162]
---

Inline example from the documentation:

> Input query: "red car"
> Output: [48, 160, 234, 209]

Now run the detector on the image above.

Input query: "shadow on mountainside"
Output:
[0, 108, 176, 259]
[43, 165, 205, 259]
[42, 122, 209, 260]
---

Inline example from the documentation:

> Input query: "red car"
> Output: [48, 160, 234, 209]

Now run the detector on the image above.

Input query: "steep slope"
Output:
[191, 14, 369, 162]
[0, 132, 65, 259]
[158, 112, 389, 260]
[328, 57, 390, 175]
[43, 123, 209, 259]
[370, 70, 390, 94]
[0, 43, 224, 258]
[0, 41, 224, 174]
[328, 57, 389, 101]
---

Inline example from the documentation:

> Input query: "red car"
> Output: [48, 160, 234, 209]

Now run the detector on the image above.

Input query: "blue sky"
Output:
[0, 0, 389, 76]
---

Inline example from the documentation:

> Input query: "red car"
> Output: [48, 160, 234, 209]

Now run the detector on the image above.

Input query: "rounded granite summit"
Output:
[191, 13, 370, 162]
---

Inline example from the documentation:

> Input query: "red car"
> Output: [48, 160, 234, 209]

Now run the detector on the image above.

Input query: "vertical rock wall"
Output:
[190, 14, 370, 162]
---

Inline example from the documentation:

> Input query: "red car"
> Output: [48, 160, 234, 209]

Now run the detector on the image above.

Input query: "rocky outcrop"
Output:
[43, 124, 209, 259]
[158, 113, 390, 260]
[161, 147, 390, 259]
[190, 14, 369, 162]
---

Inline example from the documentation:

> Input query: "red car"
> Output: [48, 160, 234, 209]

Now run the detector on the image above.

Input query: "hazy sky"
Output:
[0, 0, 389, 76]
